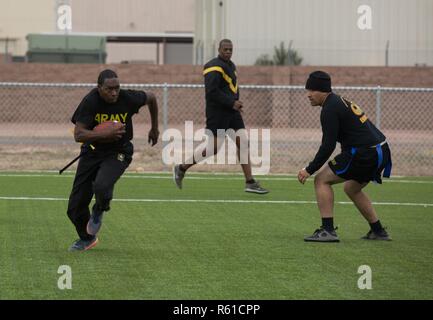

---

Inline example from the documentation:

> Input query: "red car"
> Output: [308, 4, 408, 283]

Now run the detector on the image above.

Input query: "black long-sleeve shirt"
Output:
[306, 93, 386, 175]
[203, 56, 239, 116]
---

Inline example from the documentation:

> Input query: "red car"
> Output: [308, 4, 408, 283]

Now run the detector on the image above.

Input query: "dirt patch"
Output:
[0, 126, 431, 176]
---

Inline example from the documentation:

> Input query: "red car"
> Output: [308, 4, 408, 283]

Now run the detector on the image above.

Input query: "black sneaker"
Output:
[304, 227, 340, 242]
[68, 237, 99, 252]
[245, 181, 269, 194]
[173, 164, 185, 189]
[361, 228, 392, 241]
[86, 209, 105, 236]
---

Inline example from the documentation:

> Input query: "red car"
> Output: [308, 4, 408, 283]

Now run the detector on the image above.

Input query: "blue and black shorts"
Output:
[329, 142, 392, 184]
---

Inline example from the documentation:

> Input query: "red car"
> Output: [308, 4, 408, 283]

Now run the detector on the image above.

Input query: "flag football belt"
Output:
[336, 141, 392, 178]
[374, 141, 392, 178]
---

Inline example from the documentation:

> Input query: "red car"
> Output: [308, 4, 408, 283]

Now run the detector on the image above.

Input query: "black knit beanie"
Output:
[305, 71, 332, 92]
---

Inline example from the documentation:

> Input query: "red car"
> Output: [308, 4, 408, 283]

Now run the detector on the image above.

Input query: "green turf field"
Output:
[0, 172, 432, 300]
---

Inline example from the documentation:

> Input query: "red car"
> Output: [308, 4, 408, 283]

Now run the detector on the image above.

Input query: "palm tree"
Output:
[255, 41, 303, 66]
[273, 41, 303, 66]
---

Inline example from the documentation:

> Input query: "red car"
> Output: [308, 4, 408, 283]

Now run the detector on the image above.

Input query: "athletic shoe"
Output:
[68, 237, 99, 252]
[361, 228, 392, 241]
[86, 209, 105, 236]
[173, 164, 185, 189]
[304, 227, 340, 242]
[245, 181, 269, 194]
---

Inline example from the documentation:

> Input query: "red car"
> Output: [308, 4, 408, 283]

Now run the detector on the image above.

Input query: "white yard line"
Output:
[0, 196, 432, 207]
[0, 173, 432, 184]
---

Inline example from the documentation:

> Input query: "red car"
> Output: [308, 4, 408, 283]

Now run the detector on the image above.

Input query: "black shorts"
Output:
[206, 111, 245, 136]
[329, 143, 392, 184]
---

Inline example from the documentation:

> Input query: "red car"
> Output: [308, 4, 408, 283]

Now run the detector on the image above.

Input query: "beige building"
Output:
[71, 0, 195, 64]
[195, 0, 433, 66]
[0, 0, 56, 59]
[0, 0, 195, 64]
[2, 0, 431, 66]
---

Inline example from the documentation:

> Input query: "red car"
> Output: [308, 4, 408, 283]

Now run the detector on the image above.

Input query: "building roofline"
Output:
[39, 32, 194, 43]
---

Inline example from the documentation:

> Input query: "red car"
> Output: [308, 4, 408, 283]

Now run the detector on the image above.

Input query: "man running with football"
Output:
[66, 69, 159, 251]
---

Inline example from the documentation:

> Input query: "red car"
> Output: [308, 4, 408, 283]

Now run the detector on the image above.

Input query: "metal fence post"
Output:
[162, 83, 169, 171]
[375, 86, 382, 129]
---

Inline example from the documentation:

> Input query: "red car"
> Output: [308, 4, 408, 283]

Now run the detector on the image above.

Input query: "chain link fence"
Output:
[0, 82, 432, 176]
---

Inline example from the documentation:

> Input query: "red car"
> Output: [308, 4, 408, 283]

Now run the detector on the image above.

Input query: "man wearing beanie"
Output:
[298, 71, 392, 242]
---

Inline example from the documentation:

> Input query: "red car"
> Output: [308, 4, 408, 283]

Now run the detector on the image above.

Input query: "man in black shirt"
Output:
[298, 71, 392, 242]
[173, 39, 268, 194]
[67, 69, 159, 251]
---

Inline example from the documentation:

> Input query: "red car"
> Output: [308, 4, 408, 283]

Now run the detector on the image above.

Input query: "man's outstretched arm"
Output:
[146, 92, 159, 146]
